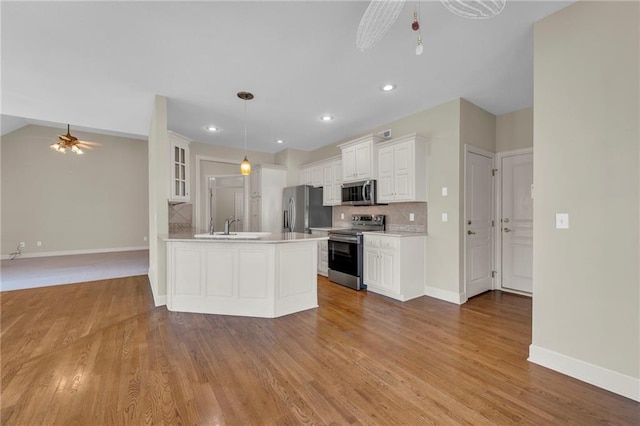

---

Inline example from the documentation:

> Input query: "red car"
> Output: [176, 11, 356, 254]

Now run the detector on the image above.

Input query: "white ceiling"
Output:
[1, 1, 572, 153]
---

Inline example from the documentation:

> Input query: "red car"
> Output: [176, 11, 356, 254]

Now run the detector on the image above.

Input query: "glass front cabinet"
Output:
[168, 131, 191, 203]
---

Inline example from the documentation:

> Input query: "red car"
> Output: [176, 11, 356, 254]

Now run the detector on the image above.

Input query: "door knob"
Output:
[504, 228, 511, 232]
[467, 230, 476, 235]
[503, 218, 510, 223]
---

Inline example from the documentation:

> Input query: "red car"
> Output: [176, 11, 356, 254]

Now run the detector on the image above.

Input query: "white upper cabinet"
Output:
[298, 163, 323, 187]
[322, 157, 342, 206]
[339, 135, 383, 182]
[376, 133, 428, 203]
[168, 131, 192, 203]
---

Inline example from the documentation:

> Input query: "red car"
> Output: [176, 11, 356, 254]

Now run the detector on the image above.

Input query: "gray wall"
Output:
[1, 124, 148, 257]
[532, 0, 639, 390]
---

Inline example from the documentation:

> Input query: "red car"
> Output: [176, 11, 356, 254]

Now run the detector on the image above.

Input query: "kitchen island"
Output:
[162, 232, 328, 318]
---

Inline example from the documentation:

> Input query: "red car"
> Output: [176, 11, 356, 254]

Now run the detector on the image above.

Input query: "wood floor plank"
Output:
[1, 275, 638, 425]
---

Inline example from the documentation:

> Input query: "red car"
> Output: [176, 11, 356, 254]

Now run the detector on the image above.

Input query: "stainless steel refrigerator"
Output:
[282, 185, 332, 233]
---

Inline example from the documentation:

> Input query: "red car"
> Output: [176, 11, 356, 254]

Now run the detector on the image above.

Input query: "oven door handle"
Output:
[329, 235, 359, 244]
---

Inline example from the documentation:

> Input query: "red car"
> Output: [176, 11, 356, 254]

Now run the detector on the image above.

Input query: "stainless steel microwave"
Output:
[341, 180, 377, 206]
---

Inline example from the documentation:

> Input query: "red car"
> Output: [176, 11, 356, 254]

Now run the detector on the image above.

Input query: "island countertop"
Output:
[161, 230, 328, 243]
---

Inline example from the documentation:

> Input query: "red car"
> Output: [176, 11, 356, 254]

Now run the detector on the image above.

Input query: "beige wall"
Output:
[148, 95, 170, 303]
[460, 98, 496, 153]
[274, 148, 310, 187]
[496, 107, 533, 152]
[1, 124, 148, 257]
[533, 0, 639, 390]
[371, 99, 463, 300]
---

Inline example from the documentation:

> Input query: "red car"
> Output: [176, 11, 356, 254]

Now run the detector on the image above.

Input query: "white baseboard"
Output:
[147, 271, 166, 307]
[528, 344, 640, 402]
[1, 246, 149, 260]
[425, 286, 466, 305]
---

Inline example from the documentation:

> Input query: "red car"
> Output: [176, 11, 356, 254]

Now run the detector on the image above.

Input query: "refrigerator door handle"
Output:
[289, 198, 296, 232]
[283, 210, 288, 230]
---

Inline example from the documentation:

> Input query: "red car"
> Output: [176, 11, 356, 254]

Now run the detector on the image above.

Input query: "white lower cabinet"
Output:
[310, 229, 329, 276]
[363, 233, 426, 301]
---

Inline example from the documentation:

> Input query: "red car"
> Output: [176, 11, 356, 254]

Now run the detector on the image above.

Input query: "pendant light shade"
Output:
[241, 156, 251, 175]
[238, 91, 253, 176]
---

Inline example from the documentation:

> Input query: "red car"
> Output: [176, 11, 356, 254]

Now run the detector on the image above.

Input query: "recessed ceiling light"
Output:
[320, 115, 334, 121]
[382, 84, 396, 91]
[205, 125, 219, 132]
[276, 139, 284, 144]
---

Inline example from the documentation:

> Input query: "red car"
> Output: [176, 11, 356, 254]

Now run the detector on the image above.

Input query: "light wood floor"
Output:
[1, 276, 638, 425]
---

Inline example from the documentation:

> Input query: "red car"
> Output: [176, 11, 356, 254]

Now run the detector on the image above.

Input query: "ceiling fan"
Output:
[356, 0, 506, 53]
[50, 124, 100, 155]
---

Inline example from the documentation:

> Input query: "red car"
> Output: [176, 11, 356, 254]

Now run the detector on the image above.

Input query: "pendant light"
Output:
[238, 91, 253, 176]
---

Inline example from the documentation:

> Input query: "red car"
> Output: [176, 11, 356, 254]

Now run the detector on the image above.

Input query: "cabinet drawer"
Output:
[365, 237, 380, 248]
[379, 238, 398, 250]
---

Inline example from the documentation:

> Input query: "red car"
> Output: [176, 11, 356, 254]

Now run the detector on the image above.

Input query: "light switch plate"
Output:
[442, 213, 448, 222]
[556, 213, 569, 229]
[341, 213, 344, 219]
[441, 187, 448, 197]
[409, 213, 415, 221]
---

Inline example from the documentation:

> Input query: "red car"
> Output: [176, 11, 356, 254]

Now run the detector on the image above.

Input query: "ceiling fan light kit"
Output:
[50, 124, 84, 155]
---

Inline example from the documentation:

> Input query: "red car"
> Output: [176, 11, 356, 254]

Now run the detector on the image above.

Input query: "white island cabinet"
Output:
[165, 233, 327, 318]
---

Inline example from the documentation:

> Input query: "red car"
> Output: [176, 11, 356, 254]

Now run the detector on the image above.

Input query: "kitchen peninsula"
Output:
[163, 232, 328, 318]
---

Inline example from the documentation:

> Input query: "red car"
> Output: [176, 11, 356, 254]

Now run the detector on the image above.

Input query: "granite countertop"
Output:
[162, 229, 328, 243]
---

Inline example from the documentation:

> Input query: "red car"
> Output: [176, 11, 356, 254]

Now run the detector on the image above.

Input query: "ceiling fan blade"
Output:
[59, 134, 72, 142]
[78, 140, 101, 148]
[440, 0, 505, 19]
[356, 0, 406, 52]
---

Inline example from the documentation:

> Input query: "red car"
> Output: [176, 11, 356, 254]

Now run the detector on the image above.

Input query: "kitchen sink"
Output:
[194, 232, 272, 240]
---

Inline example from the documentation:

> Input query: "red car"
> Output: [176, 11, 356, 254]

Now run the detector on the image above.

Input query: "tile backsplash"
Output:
[333, 202, 427, 233]
[169, 203, 192, 232]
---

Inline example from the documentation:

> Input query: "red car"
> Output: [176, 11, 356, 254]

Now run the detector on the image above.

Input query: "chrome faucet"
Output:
[224, 217, 240, 235]
[209, 218, 215, 235]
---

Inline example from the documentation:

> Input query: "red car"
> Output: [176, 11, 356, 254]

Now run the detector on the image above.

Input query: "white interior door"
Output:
[500, 152, 533, 293]
[465, 149, 495, 299]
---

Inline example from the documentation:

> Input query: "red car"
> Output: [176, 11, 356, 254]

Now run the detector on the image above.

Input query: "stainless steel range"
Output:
[328, 214, 385, 290]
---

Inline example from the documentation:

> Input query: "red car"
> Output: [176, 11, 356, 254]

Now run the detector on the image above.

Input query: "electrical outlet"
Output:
[441, 213, 448, 222]
[341, 213, 344, 220]
[441, 187, 448, 197]
[19, 242, 25, 248]
[37, 241, 42, 247]
[143, 236, 148, 242]
[409, 213, 415, 221]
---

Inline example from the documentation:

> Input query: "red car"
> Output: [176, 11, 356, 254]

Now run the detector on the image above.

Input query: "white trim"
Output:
[194, 155, 241, 232]
[425, 286, 467, 305]
[1, 246, 148, 260]
[148, 273, 167, 307]
[494, 147, 533, 294]
[463, 144, 496, 299]
[528, 344, 640, 402]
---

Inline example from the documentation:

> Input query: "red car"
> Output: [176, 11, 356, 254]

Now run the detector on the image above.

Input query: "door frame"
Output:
[195, 155, 241, 231]
[494, 147, 533, 296]
[463, 144, 496, 302]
